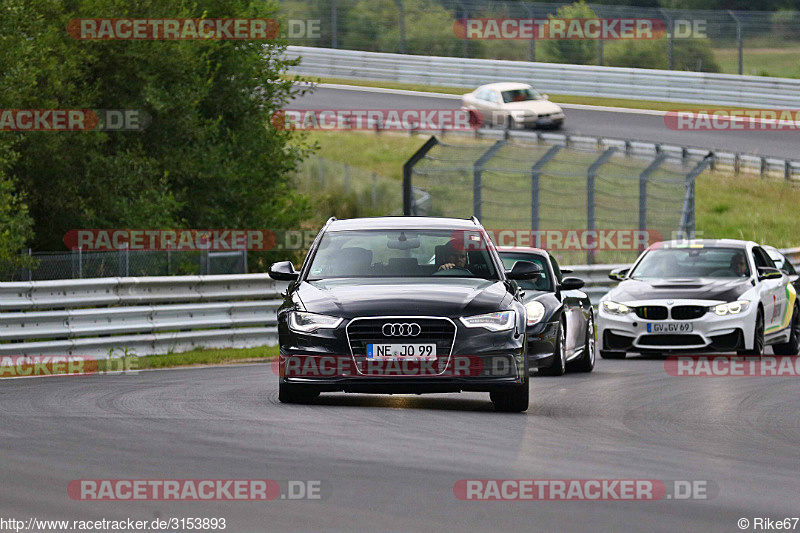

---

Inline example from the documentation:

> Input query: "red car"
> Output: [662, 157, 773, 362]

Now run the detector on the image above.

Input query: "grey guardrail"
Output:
[0, 274, 287, 358]
[3, 248, 798, 357]
[286, 46, 800, 109]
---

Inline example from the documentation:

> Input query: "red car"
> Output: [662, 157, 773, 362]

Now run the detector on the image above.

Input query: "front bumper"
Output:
[278, 315, 527, 392]
[526, 320, 559, 368]
[597, 299, 755, 353]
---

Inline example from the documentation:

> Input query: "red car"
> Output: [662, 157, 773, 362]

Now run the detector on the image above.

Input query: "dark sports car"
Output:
[497, 247, 595, 376]
[269, 216, 541, 412]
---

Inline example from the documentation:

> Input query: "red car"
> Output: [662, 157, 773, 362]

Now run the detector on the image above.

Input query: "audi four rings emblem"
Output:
[382, 323, 422, 336]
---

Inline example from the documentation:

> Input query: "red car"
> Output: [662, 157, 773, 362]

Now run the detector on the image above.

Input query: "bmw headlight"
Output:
[288, 311, 343, 333]
[525, 301, 546, 326]
[709, 300, 750, 316]
[602, 301, 631, 315]
[460, 311, 516, 332]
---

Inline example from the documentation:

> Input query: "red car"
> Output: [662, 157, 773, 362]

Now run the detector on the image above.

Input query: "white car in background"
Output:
[461, 82, 565, 129]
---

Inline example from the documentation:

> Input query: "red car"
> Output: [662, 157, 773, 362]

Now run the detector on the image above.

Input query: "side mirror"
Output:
[757, 266, 783, 280]
[506, 260, 542, 280]
[560, 277, 585, 291]
[609, 267, 629, 281]
[269, 261, 299, 281]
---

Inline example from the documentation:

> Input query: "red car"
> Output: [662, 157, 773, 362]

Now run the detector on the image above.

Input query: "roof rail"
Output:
[470, 216, 483, 228]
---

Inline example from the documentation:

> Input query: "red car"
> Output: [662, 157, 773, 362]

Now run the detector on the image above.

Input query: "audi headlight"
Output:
[525, 301, 546, 326]
[602, 301, 631, 315]
[460, 311, 516, 332]
[288, 311, 343, 333]
[709, 300, 750, 316]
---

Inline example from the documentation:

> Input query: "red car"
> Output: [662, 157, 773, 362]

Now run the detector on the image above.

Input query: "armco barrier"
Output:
[0, 274, 286, 358]
[1, 249, 797, 357]
[286, 46, 800, 109]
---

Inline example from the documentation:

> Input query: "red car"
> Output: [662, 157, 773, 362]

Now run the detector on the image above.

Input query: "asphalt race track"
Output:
[293, 85, 799, 160]
[2, 358, 799, 532]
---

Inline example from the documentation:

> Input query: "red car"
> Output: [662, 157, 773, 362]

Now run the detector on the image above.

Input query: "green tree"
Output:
[542, 1, 598, 65]
[1, 0, 312, 252]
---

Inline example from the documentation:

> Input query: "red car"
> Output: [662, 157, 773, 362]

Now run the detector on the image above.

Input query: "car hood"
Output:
[296, 278, 511, 318]
[607, 278, 753, 303]
[502, 100, 562, 114]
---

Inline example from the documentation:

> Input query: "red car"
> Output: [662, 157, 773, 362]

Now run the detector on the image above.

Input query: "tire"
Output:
[278, 382, 320, 404]
[537, 320, 566, 376]
[773, 304, 800, 355]
[490, 384, 529, 412]
[600, 350, 626, 359]
[739, 308, 765, 356]
[568, 312, 595, 373]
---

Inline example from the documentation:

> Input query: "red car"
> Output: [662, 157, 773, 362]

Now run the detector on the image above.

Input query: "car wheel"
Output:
[739, 308, 765, 356]
[538, 320, 566, 376]
[600, 350, 626, 359]
[568, 312, 595, 373]
[773, 304, 800, 355]
[490, 384, 529, 412]
[278, 382, 320, 404]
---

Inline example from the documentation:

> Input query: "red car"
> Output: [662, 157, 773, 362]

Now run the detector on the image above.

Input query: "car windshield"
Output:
[498, 253, 552, 291]
[501, 88, 541, 103]
[306, 230, 499, 280]
[629, 247, 751, 279]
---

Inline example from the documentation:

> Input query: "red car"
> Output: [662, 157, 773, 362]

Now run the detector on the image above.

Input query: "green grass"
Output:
[98, 345, 279, 372]
[714, 47, 800, 78]
[300, 130, 800, 251]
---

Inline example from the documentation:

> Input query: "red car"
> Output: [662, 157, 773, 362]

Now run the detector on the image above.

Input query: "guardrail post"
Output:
[473, 140, 506, 222]
[586, 148, 617, 265]
[530, 145, 561, 233]
[679, 154, 713, 239]
[403, 136, 439, 215]
[760, 157, 767, 179]
[785, 160, 791, 181]
[733, 153, 740, 174]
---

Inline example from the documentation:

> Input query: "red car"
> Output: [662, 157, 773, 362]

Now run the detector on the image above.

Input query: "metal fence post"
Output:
[586, 148, 617, 265]
[473, 140, 506, 222]
[403, 136, 439, 215]
[530, 145, 562, 233]
[372, 172, 378, 205]
[679, 154, 713, 239]
[638, 153, 668, 251]
[331, 0, 337, 49]
[729, 10, 743, 75]
[395, 0, 406, 54]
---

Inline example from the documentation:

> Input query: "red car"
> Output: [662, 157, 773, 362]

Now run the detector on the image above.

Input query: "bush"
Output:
[605, 38, 720, 73]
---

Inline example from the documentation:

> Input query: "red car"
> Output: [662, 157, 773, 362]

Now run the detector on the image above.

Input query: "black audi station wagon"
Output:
[269, 216, 539, 412]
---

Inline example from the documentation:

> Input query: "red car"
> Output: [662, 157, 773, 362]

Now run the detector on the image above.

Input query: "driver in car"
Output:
[731, 252, 749, 277]
[438, 243, 467, 271]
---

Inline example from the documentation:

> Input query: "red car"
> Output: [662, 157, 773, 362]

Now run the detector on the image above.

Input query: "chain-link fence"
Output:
[5, 249, 247, 282]
[279, 0, 800, 77]
[404, 132, 711, 265]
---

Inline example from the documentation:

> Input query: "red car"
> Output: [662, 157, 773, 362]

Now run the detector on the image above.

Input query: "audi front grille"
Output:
[345, 317, 457, 361]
